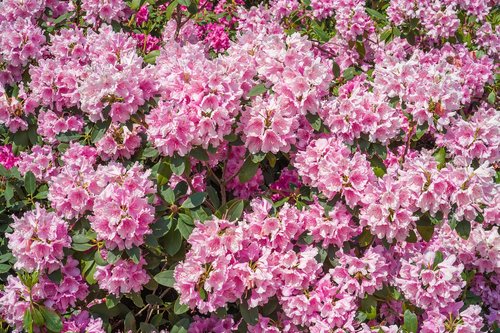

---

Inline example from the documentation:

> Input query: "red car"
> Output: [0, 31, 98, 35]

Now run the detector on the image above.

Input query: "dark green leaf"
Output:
[305, 113, 322, 131]
[124, 312, 136, 333]
[181, 192, 206, 209]
[177, 213, 195, 239]
[239, 300, 259, 325]
[455, 220, 471, 239]
[126, 247, 141, 264]
[165, 228, 183, 256]
[190, 147, 209, 161]
[239, 157, 259, 183]
[24, 171, 36, 195]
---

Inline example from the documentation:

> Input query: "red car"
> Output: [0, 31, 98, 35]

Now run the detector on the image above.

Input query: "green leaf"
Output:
[106, 295, 120, 308]
[146, 294, 164, 305]
[403, 310, 418, 333]
[4, 182, 14, 202]
[360, 295, 377, 320]
[365, 7, 387, 21]
[487, 90, 496, 104]
[247, 84, 267, 97]
[40, 307, 63, 332]
[126, 247, 141, 264]
[24, 308, 33, 333]
[455, 219, 471, 239]
[227, 199, 245, 221]
[91, 120, 111, 143]
[24, 171, 36, 195]
[157, 161, 172, 186]
[177, 213, 195, 239]
[178, 0, 191, 5]
[72, 242, 94, 251]
[174, 297, 189, 314]
[311, 21, 330, 42]
[370, 155, 387, 178]
[343, 67, 356, 81]
[129, 292, 145, 307]
[0, 263, 11, 274]
[154, 270, 175, 287]
[251, 152, 267, 163]
[171, 318, 190, 333]
[416, 215, 435, 242]
[181, 192, 207, 209]
[239, 300, 259, 325]
[171, 155, 188, 175]
[206, 186, 220, 209]
[32, 307, 44, 326]
[164, 0, 179, 20]
[48, 269, 62, 284]
[94, 250, 107, 266]
[124, 312, 136, 333]
[239, 157, 259, 183]
[143, 50, 160, 64]
[190, 147, 209, 161]
[140, 322, 157, 333]
[358, 228, 374, 247]
[305, 113, 322, 131]
[433, 148, 446, 169]
[142, 147, 159, 158]
[433, 251, 444, 268]
[165, 228, 183, 256]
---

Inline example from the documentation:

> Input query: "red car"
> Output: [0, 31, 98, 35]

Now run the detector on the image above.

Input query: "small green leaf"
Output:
[40, 307, 63, 332]
[403, 310, 418, 333]
[154, 270, 175, 287]
[124, 312, 136, 333]
[165, 228, 183, 256]
[24, 171, 36, 195]
[190, 147, 209, 161]
[239, 299, 259, 325]
[160, 188, 175, 204]
[360, 295, 377, 320]
[305, 113, 322, 131]
[365, 7, 387, 21]
[227, 199, 245, 221]
[487, 90, 496, 104]
[47, 269, 62, 284]
[455, 219, 471, 239]
[239, 157, 259, 183]
[174, 297, 189, 314]
[181, 192, 206, 209]
[72, 242, 94, 252]
[24, 308, 33, 333]
[433, 148, 446, 169]
[165, 0, 179, 20]
[433, 251, 444, 268]
[247, 84, 267, 97]
[106, 295, 120, 308]
[416, 215, 435, 242]
[171, 155, 188, 175]
[126, 247, 141, 264]
[32, 307, 44, 326]
[157, 161, 172, 186]
[177, 213, 195, 239]
[143, 50, 160, 64]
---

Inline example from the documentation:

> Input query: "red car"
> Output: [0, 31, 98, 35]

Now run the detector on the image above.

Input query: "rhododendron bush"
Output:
[0, 0, 499, 332]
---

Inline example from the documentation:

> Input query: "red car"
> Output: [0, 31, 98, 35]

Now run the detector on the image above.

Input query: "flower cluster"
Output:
[0, 0, 497, 332]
